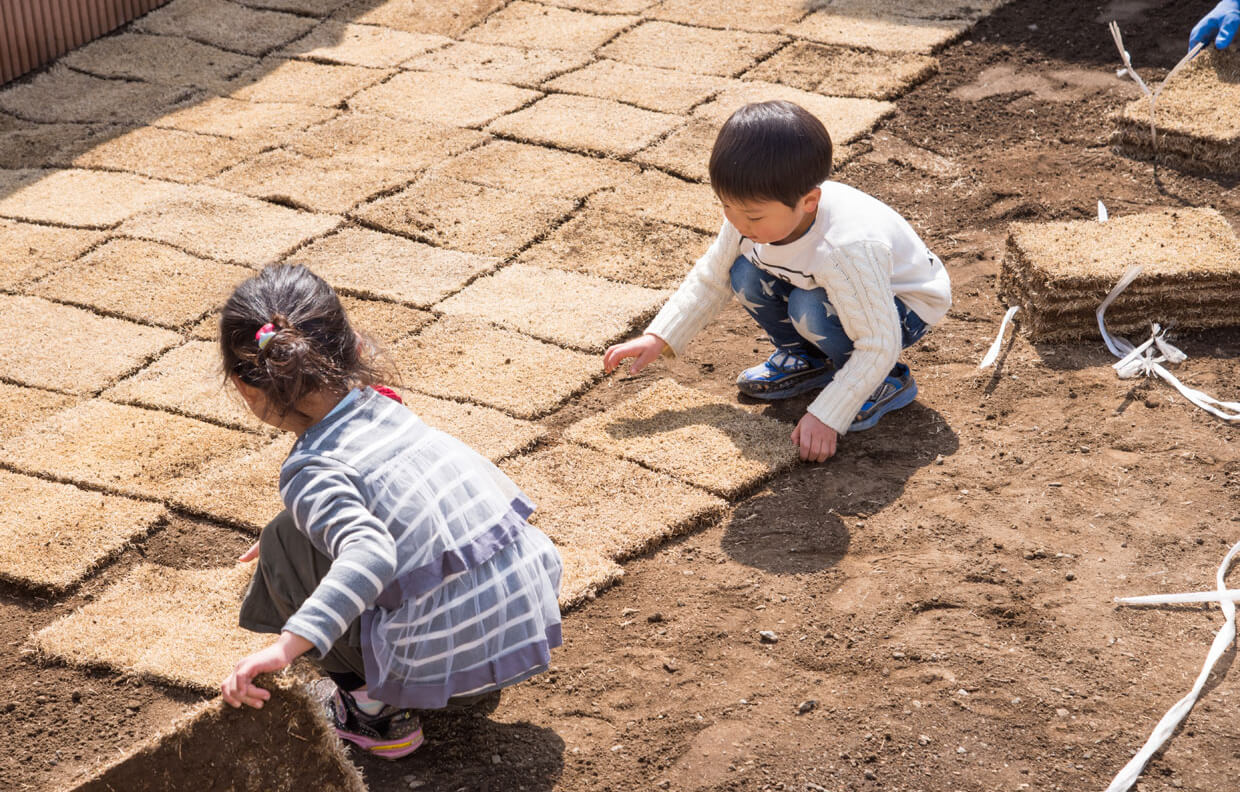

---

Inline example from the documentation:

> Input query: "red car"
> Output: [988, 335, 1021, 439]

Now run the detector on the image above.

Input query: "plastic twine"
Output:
[978, 306, 1020, 369]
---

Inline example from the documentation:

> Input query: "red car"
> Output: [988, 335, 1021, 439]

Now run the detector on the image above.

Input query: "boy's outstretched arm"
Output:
[604, 333, 667, 375]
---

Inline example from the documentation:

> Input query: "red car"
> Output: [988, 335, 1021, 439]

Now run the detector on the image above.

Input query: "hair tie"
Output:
[255, 323, 277, 350]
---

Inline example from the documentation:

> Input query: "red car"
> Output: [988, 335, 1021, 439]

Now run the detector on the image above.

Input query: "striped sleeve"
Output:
[279, 456, 398, 658]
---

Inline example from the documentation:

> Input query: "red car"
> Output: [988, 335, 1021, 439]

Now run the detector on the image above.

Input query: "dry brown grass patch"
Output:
[587, 169, 721, 233]
[135, 0, 317, 56]
[0, 382, 76, 442]
[401, 41, 591, 87]
[464, 1, 637, 51]
[401, 391, 546, 462]
[207, 148, 414, 213]
[629, 117, 716, 181]
[70, 126, 266, 183]
[154, 96, 338, 141]
[279, 20, 449, 67]
[600, 20, 784, 77]
[60, 33, 256, 89]
[0, 66, 184, 124]
[0, 168, 185, 228]
[341, 296, 433, 349]
[103, 340, 260, 429]
[334, 0, 506, 36]
[0, 121, 92, 169]
[0, 219, 100, 288]
[438, 140, 639, 199]
[648, 0, 807, 32]
[695, 81, 895, 144]
[540, 0, 654, 11]
[351, 71, 538, 128]
[745, 42, 938, 100]
[235, 0, 353, 14]
[564, 378, 799, 497]
[228, 59, 392, 107]
[558, 545, 624, 610]
[287, 112, 486, 168]
[486, 94, 681, 158]
[546, 60, 729, 114]
[169, 435, 290, 532]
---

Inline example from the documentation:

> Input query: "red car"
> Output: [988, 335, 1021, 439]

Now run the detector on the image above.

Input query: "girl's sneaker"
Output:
[849, 363, 917, 432]
[325, 686, 424, 759]
[736, 349, 834, 399]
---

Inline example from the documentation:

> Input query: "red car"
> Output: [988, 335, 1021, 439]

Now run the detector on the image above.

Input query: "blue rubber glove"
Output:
[1190, 0, 1240, 50]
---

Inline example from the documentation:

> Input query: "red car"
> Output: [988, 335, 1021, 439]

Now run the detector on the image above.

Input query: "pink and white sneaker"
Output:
[323, 685, 424, 760]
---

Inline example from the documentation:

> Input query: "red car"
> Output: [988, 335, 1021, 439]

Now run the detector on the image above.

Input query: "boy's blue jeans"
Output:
[729, 255, 928, 369]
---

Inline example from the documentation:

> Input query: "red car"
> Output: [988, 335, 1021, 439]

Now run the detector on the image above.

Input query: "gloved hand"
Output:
[1190, 0, 1240, 50]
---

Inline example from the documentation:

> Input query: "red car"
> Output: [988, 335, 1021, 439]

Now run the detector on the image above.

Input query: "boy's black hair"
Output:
[708, 100, 833, 207]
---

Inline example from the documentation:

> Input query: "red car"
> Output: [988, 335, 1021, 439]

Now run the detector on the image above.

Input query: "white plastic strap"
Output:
[1118, 588, 1240, 605]
[1098, 200, 1109, 222]
[1106, 540, 1240, 792]
[979, 306, 1020, 369]
[1109, 22, 1203, 153]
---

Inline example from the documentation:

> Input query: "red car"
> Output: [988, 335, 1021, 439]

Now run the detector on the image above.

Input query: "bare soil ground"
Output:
[4, 1, 1240, 790]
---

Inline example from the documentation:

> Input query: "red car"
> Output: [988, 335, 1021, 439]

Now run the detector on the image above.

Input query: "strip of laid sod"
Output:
[353, 173, 576, 257]
[629, 117, 718, 181]
[233, 0, 354, 13]
[28, 238, 250, 328]
[226, 59, 392, 108]
[437, 139, 639, 199]
[783, 0, 1010, 54]
[518, 205, 711, 289]
[586, 168, 722, 234]
[278, 20, 449, 67]
[0, 296, 179, 394]
[558, 545, 624, 610]
[0, 471, 167, 594]
[29, 563, 270, 692]
[340, 296, 433, 349]
[0, 399, 267, 501]
[437, 263, 670, 352]
[564, 378, 799, 498]
[0, 382, 75, 443]
[70, 676, 366, 792]
[286, 112, 486, 168]
[401, 41, 591, 87]
[401, 391, 546, 462]
[647, 0, 807, 32]
[501, 442, 725, 561]
[0, 121, 94, 169]
[350, 71, 538, 128]
[290, 226, 498, 307]
[206, 148, 416, 213]
[153, 96, 338, 141]
[59, 33, 257, 89]
[390, 316, 599, 419]
[485, 94, 681, 158]
[0, 218, 100, 289]
[135, 0, 317, 56]
[0, 66, 185, 124]
[599, 20, 784, 77]
[545, 59, 729, 114]
[744, 41, 938, 101]
[103, 340, 260, 430]
[540, 0, 654, 11]
[70, 126, 267, 183]
[118, 187, 342, 266]
[168, 435, 289, 532]
[333, 0, 506, 36]
[463, 1, 637, 51]
[0, 168, 185, 228]
[1113, 49, 1240, 176]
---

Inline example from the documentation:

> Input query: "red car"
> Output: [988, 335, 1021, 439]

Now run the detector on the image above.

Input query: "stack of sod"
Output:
[1112, 49, 1240, 176]
[998, 208, 1240, 341]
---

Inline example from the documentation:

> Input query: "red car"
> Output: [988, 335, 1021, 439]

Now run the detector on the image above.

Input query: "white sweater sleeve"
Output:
[806, 241, 903, 435]
[644, 221, 742, 356]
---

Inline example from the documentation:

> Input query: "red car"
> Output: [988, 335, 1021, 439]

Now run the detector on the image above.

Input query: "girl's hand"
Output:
[220, 631, 313, 709]
[791, 413, 837, 463]
[603, 334, 667, 375]
[238, 540, 260, 563]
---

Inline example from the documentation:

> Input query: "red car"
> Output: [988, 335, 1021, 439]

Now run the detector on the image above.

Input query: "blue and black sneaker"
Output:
[736, 349, 834, 399]
[849, 363, 918, 432]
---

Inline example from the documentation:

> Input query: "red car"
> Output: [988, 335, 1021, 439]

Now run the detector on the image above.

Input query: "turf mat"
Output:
[464, 1, 637, 51]
[486, 94, 681, 158]
[351, 71, 538, 128]
[600, 20, 783, 77]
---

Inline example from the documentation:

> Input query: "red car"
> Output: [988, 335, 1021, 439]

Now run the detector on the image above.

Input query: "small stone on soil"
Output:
[759, 630, 778, 644]
[647, 612, 665, 622]
[663, 660, 679, 673]
[797, 700, 816, 715]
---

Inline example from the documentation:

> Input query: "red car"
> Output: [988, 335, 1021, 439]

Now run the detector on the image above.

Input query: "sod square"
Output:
[0, 382, 76, 443]
[600, 20, 784, 77]
[629, 117, 714, 181]
[207, 148, 414, 213]
[70, 126, 266, 183]
[518, 206, 712, 289]
[60, 33, 257, 89]
[0, 168, 184, 228]
[390, 316, 599, 419]
[227, 59, 392, 107]
[437, 140, 639, 199]
[169, 435, 290, 531]
[0, 66, 185, 124]
[353, 173, 576, 257]
[351, 71, 538, 128]
[135, 0, 317, 56]
[400, 391, 545, 462]
[0, 472, 167, 594]
[0, 219, 101, 289]
[29, 563, 271, 691]
[558, 545, 623, 609]
[648, 0, 807, 32]
[0, 296, 179, 394]
[286, 112, 486, 168]
[401, 41, 591, 87]
[340, 296, 433, 348]
[103, 340, 258, 429]
[334, 0, 506, 36]
[279, 20, 449, 67]
[0, 121, 93, 169]
[744, 42, 938, 100]
[695, 82, 895, 144]
[234, 0, 353, 13]
[486, 94, 680, 157]
[501, 443, 725, 560]
[540, 0, 655, 11]
[27, 238, 249, 328]
[0, 399, 266, 500]
[188, 312, 221, 341]
[154, 96, 338, 141]
[564, 378, 799, 497]
[438, 263, 668, 352]
[464, 2, 636, 52]
[118, 187, 342, 266]
[786, 11, 966, 54]
[587, 168, 721, 233]
[290, 226, 498, 307]
[545, 59, 728, 114]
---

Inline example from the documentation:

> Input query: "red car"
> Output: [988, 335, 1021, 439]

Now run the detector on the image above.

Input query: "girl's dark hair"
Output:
[220, 264, 388, 418]
[708, 100, 834, 208]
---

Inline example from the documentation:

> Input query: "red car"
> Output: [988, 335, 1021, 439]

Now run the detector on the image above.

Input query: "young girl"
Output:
[219, 264, 563, 760]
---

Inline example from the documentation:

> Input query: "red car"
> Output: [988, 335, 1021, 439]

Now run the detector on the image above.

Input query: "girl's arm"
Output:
[221, 631, 313, 709]
[644, 221, 743, 357]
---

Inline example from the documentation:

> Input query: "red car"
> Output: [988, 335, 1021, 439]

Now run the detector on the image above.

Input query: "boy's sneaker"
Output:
[849, 363, 917, 433]
[736, 349, 834, 399]
[322, 684, 424, 760]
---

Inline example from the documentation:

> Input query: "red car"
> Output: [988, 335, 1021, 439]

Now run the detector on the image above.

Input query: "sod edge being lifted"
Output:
[999, 207, 1240, 341]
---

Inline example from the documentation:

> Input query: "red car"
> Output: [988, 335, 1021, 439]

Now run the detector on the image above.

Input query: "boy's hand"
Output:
[791, 413, 837, 462]
[221, 631, 313, 709]
[603, 334, 667, 375]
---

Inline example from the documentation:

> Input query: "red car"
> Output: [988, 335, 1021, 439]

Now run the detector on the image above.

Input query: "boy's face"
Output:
[719, 188, 820, 245]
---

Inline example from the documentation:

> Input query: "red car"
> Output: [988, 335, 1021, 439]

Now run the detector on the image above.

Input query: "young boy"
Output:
[603, 100, 951, 463]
